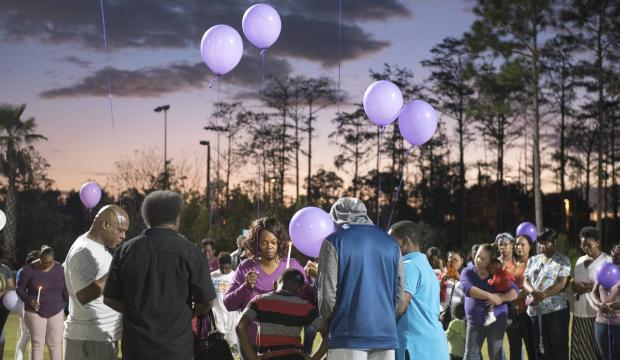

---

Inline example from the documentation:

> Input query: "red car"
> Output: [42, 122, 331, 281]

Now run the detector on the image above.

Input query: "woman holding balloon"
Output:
[223, 216, 314, 359]
[592, 244, 620, 360]
[571, 227, 609, 360]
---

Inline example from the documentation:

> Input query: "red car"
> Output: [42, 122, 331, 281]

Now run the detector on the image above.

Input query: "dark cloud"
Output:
[39, 55, 292, 98]
[60, 56, 92, 68]
[1, 0, 410, 65]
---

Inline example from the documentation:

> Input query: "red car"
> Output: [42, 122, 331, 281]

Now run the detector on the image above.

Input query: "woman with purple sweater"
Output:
[224, 217, 313, 359]
[16, 246, 68, 360]
[460, 243, 518, 360]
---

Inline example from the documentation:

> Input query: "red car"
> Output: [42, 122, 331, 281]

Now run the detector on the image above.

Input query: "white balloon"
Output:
[200, 25, 244, 76]
[2, 290, 22, 312]
[0, 210, 6, 231]
[242, 4, 282, 49]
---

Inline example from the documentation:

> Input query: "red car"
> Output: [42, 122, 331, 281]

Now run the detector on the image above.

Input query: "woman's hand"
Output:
[28, 298, 40, 312]
[305, 261, 318, 280]
[486, 293, 502, 306]
[245, 271, 258, 289]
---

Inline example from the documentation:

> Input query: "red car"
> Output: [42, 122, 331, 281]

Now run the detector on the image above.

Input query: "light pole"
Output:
[200, 140, 211, 236]
[199, 141, 211, 208]
[154, 105, 170, 189]
[204, 125, 228, 204]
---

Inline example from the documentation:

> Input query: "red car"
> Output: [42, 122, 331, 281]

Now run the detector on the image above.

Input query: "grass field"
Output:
[0, 312, 532, 359]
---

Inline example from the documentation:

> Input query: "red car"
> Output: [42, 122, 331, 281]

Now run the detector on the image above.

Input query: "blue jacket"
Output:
[318, 224, 401, 349]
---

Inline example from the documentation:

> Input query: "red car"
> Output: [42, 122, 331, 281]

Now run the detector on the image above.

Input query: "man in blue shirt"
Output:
[388, 220, 449, 360]
[318, 197, 402, 360]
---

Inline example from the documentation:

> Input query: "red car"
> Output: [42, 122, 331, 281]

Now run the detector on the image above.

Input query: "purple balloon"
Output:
[516, 222, 538, 243]
[79, 182, 101, 209]
[597, 262, 620, 289]
[363, 80, 403, 126]
[398, 100, 438, 146]
[201, 25, 244, 76]
[289, 207, 336, 258]
[242, 4, 281, 49]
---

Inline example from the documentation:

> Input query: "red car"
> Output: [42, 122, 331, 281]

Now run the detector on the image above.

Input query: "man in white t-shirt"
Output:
[210, 253, 240, 348]
[63, 205, 129, 360]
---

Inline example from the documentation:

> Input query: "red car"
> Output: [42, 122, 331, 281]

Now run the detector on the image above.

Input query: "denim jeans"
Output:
[464, 314, 507, 360]
[595, 321, 620, 360]
[505, 311, 534, 360]
[303, 324, 318, 354]
[529, 308, 569, 360]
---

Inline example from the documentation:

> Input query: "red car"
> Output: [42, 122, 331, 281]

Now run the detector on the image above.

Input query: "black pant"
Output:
[530, 308, 569, 360]
[506, 311, 535, 360]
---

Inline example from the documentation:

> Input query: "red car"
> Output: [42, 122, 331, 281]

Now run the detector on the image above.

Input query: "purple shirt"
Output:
[223, 258, 311, 345]
[16, 262, 68, 318]
[460, 265, 517, 326]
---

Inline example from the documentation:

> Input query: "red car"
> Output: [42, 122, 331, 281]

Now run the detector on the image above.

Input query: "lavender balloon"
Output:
[398, 100, 438, 146]
[516, 222, 538, 243]
[597, 262, 620, 289]
[79, 182, 101, 209]
[289, 207, 336, 258]
[2, 290, 22, 312]
[201, 25, 244, 76]
[363, 80, 403, 126]
[242, 4, 281, 49]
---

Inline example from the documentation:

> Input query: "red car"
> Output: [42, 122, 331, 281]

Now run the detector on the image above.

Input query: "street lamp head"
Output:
[154, 105, 170, 113]
[199, 140, 210, 146]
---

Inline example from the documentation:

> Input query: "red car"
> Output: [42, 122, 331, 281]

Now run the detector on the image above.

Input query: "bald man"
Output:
[63, 205, 129, 360]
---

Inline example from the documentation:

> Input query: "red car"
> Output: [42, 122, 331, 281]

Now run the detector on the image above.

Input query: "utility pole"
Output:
[154, 105, 171, 189]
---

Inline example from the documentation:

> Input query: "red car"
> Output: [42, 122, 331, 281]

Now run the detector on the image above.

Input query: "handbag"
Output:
[193, 310, 234, 360]
[439, 280, 456, 330]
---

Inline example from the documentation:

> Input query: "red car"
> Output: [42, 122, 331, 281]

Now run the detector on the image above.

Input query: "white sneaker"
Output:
[484, 312, 496, 326]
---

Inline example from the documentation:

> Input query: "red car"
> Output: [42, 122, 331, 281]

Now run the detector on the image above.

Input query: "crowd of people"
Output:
[0, 190, 618, 359]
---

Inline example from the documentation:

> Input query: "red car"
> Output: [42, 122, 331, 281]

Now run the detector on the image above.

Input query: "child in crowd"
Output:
[236, 269, 326, 360]
[445, 303, 466, 360]
[210, 253, 241, 353]
[485, 258, 514, 326]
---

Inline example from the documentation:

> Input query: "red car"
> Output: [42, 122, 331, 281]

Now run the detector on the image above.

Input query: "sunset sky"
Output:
[1, 0, 545, 193]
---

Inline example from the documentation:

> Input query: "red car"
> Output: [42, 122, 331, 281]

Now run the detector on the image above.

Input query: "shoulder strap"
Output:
[447, 280, 456, 306]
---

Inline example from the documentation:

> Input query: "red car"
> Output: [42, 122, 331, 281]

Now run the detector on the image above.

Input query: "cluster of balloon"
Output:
[289, 207, 336, 258]
[200, 4, 281, 77]
[516, 222, 538, 243]
[79, 182, 102, 209]
[362, 80, 438, 147]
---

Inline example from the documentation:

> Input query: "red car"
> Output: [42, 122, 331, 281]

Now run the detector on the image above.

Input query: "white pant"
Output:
[15, 311, 30, 360]
[327, 349, 395, 360]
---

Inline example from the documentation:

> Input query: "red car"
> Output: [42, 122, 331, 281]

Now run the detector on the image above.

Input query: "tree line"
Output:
[0, 0, 619, 265]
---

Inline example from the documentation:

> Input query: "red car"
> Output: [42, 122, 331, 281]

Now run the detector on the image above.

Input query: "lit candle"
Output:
[286, 242, 292, 269]
[37, 286, 42, 304]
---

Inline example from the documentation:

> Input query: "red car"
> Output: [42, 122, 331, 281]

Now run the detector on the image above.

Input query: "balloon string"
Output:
[208, 76, 219, 89]
[98, 0, 116, 139]
[207, 78, 220, 239]
[609, 317, 612, 360]
[256, 50, 266, 219]
[376, 126, 385, 226]
[386, 147, 414, 230]
[336, 0, 342, 116]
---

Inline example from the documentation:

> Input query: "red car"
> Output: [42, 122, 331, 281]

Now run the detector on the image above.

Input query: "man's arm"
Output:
[76, 274, 108, 305]
[397, 292, 412, 316]
[193, 301, 213, 317]
[236, 315, 258, 360]
[318, 240, 338, 330]
[103, 296, 124, 314]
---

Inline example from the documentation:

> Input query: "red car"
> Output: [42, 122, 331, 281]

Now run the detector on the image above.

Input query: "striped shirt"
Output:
[242, 291, 321, 353]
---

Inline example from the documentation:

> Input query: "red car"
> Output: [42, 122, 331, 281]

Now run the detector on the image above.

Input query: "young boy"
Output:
[236, 269, 326, 360]
[445, 303, 466, 360]
[210, 253, 241, 351]
[485, 258, 514, 326]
